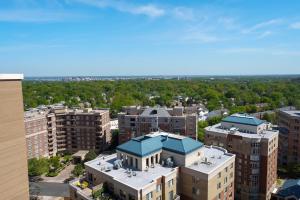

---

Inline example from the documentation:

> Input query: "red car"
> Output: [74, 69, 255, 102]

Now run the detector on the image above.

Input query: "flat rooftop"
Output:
[85, 154, 176, 190]
[0, 74, 23, 80]
[206, 123, 278, 139]
[186, 146, 234, 175]
[24, 109, 49, 120]
[281, 110, 300, 117]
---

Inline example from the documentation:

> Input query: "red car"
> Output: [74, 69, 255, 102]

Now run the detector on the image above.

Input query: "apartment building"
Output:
[0, 74, 29, 199]
[25, 106, 111, 158]
[69, 131, 235, 200]
[277, 110, 300, 165]
[205, 113, 279, 200]
[25, 108, 57, 158]
[118, 106, 198, 144]
[54, 107, 111, 153]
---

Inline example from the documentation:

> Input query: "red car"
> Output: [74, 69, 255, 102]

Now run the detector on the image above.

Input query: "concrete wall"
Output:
[0, 78, 29, 200]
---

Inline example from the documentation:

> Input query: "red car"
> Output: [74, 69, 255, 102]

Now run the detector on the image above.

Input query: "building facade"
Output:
[205, 114, 279, 200]
[277, 110, 300, 165]
[118, 106, 198, 144]
[0, 74, 29, 199]
[25, 106, 111, 158]
[69, 131, 235, 200]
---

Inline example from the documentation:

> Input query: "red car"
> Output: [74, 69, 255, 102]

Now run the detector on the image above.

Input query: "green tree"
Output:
[28, 158, 49, 176]
[84, 150, 97, 162]
[72, 164, 84, 177]
[197, 121, 208, 142]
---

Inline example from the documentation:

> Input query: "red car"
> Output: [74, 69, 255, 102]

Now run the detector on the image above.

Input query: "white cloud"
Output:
[290, 22, 300, 29]
[0, 9, 79, 22]
[72, 0, 165, 18]
[242, 19, 282, 34]
[221, 47, 300, 56]
[182, 31, 220, 43]
[257, 31, 272, 39]
[172, 7, 195, 20]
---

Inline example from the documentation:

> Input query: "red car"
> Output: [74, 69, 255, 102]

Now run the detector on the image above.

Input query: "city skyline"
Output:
[1, 0, 300, 76]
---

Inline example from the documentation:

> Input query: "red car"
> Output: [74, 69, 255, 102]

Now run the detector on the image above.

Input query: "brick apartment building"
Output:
[118, 106, 198, 144]
[24, 106, 111, 159]
[69, 132, 235, 200]
[0, 74, 29, 199]
[205, 113, 278, 200]
[277, 110, 300, 165]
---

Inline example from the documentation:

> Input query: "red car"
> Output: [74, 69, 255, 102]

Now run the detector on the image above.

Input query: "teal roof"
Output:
[222, 114, 264, 126]
[116, 134, 203, 157]
[162, 136, 203, 155]
[116, 136, 162, 157]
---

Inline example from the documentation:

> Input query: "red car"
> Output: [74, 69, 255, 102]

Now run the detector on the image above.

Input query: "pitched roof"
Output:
[276, 179, 300, 199]
[162, 136, 203, 155]
[116, 136, 162, 157]
[140, 107, 171, 117]
[222, 114, 264, 126]
[116, 133, 203, 157]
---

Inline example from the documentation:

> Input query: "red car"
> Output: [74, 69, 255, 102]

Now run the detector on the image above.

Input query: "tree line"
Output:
[22, 78, 300, 118]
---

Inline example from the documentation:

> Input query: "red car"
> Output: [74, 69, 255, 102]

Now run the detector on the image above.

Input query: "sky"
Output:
[1, 0, 300, 76]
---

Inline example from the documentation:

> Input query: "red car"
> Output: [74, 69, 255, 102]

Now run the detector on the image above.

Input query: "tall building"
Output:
[69, 131, 235, 200]
[24, 106, 111, 158]
[0, 74, 29, 199]
[54, 107, 111, 153]
[277, 110, 300, 165]
[25, 107, 57, 158]
[118, 106, 198, 144]
[205, 113, 278, 200]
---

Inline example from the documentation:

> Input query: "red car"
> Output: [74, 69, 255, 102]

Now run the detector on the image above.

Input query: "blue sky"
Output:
[1, 0, 300, 76]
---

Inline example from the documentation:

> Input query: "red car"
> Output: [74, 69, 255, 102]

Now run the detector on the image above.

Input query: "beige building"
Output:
[277, 110, 300, 165]
[25, 106, 111, 158]
[0, 74, 29, 199]
[69, 132, 235, 200]
[25, 107, 57, 158]
[118, 106, 198, 144]
[205, 113, 279, 200]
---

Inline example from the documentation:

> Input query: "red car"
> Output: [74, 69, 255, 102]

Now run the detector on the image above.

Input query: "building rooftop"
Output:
[276, 179, 300, 199]
[85, 154, 177, 190]
[140, 107, 171, 117]
[116, 132, 203, 157]
[206, 123, 278, 139]
[280, 110, 300, 118]
[186, 146, 234, 175]
[222, 113, 264, 126]
[24, 109, 49, 120]
[0, 74, 23, 80]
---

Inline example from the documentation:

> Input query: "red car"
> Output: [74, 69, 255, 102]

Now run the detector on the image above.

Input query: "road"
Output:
[29, 182, 70, 197]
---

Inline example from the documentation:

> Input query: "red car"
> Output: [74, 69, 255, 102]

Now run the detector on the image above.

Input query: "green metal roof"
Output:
[116, 134, 203, 157]
[222, 114, 264, 126]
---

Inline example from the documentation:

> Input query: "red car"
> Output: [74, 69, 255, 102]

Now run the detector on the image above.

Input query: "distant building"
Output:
[118, 106, 198, 144]
[271, 179, 300, 200]
[69, 131, 235, 200]
[205, 113, 278, 200]
[0, 74, 29, 199]
[207, 109, 229, 119]
[278, 110, 300, 165]
[24, 106, 111, 158]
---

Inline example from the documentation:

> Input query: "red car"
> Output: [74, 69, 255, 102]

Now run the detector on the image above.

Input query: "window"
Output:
[168, 191, 173, 200]
[225, 167, 228, 172]
[168, 179, 174, 187]
[156, 196, 161, 200]
[192, 187, 200, 196]
[217, 182, 221, 189]
[146, 192, 153, 200]
[156, 184, 161, 192]
[218, 172, 221, 178]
